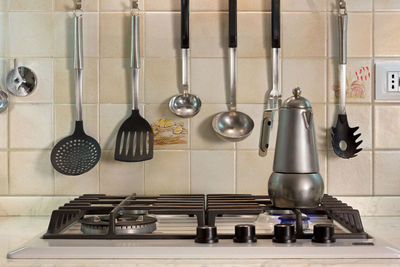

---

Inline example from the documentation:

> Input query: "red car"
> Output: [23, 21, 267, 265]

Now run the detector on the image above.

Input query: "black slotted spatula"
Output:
[114, 4, 154, 162]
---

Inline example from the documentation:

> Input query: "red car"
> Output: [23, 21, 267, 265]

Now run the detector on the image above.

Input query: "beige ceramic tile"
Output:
[282, 13, 326, 58]
[100, 0, 143, 11]
[283, 0, 327, 11]
[327, 58, 372, 103]
[0, 110, 7, 149]
[9, 104, 53, 149]
[55, 167, 99, 195]
[318, 150, 328, 193]
[374, 0, 400, 11]
[328, 13, 372, 58]
[54, 58, 99, 104]
[144, 58, 179, 104]
[191, 150, 235, 194]
[145, 12, 180, 58]
[145, 0, 179, 11]
[191, 104, 235, 150]
[0, 59, 8, 87]
[9, 58, 53, 104]
[191, 12, 228, 58]
[0, 13, 6, 58]
[0, 0, 6, 11]
[100, 150, 144, 195]
[9, 0, 52, 11]
[328, 0, 372, 11]
[375, 13, 400, 57]
[328, 104, 372, 150]
[374, 151, 400, 195]
[54, 0, 99, 11]
[191, 58, 228, 104]
[9, 151, 54, 195]
[8, 13, 54, 57]
[55, 104, 99, 142]
[237, 58, 271, 104]
[0, 152, 7, 194]
[237, 0, 270, 11]
[192, 0, 227, 11]
[313, 104, 328, 151]
[327, 150, 372, 196]
[145, 150, 190, 195]
[236, 150, 271, 195]
[145, 104, 189, 150]
[100, 58, 144, 104]
[282, 58, 326, 103]
[375, 105, 400, 149]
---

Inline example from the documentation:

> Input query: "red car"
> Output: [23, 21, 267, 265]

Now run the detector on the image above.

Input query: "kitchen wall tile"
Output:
[328, 13, 372, 58]
[55, 167, 99, 195]
[100, 150, 144, 195]
[313, 104, 328, 151]
[319, 150, 328, 193]
[0, 152, 8, 194]
[9, 104, 53, 149]
[0, 110, 7, 149]
[237, 13, 270, 58]
[9, 0, 52, 11]
[236, 150, 271, 195]
[283, 0, 327, 11]
[328, 0, 372, 12]
[8, 12, 54, 57]
[327, 150, 372, 196]
[54, 58, 99, 104]
[145, 104, 189, 150]
[374, 151, 400, 195]
[99, 104, 131, 150]
[192, 0, 227, 11]
[282, 13, 326, 58]
[374, 13, 400, 57]
[191, 104, 235, 150]
[191, 58, 228, 104]
[100, 58, 144, 104]
[9, 151, 54, 195]
[191, 12, 227, 58]
[100, 12, 132, 58]
[374, 0, 400, 11]
[145, 150, 190, 195]
[327, 58, 372, 103]
[237, 58, 271, 104]
[54, 0, 99, 11]
[54, 104, 98, 142]
[145, 0, 179, 11]
[0, 0, 6, 11]
[282, 58, 326, 103]
[375, 105, 400, 149]
[191, 150, 235, 194]
[100, 0, 143, 11]
[9, 58, 53, 104]
[144, 58, 179, 104]
[327, 104, 372, 150]
[237, 0, 270, 11]
[54, 12, 99, 58]
[146, 0, 271, 11]
[145, 12, 180, 58]
[0, 13, 6, 58]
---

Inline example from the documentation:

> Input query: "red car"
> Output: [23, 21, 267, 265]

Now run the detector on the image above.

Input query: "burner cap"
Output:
[81, 215, 157, 234]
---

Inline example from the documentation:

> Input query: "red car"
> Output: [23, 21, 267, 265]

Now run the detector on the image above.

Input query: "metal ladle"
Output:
[212, 0, 254, 142]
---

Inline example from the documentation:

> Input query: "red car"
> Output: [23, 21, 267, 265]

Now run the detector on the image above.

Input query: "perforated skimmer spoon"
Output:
[51, 10, 101, 175]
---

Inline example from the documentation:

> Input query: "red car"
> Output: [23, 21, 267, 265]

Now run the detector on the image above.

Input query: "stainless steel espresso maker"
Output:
[268, 87, 324, 208]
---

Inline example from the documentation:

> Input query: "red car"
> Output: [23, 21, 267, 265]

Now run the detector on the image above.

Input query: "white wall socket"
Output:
[375, 61, 400, 100]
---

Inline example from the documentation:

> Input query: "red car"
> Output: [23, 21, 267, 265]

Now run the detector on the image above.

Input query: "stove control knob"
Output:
[233, 224, 257, 243]
[312, 224, 336, 243]
[195, 226, 218, 243]
[273, 223, 296, 243]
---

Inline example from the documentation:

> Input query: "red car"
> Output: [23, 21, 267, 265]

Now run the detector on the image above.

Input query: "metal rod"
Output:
[182, 48, 189, 95]
[74, 13, 83, 121]
[131, 13, 140, 110]
[229, 47, 237, 112]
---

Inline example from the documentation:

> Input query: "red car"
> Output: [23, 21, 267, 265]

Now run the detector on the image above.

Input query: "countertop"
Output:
[0, 216, 399, 267]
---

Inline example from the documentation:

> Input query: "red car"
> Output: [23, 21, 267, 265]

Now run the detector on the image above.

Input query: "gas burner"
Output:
[279, 214, 310, 230]
[81, 215, 157, 235]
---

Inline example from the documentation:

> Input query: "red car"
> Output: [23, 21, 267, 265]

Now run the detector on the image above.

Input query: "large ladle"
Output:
[212, 0, 254, 142]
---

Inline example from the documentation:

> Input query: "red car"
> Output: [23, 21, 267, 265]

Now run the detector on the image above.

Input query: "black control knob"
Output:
[233, 224, 257, 243]
[273, 223, 296, 243]
[195, 226, 218, 243]
[312, 224, 336, 243]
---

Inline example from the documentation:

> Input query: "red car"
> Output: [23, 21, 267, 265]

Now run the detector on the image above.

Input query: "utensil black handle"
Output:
[229, 0, 237, 48]
[181, 0, 189, 49]
[271, 0, 280, 48]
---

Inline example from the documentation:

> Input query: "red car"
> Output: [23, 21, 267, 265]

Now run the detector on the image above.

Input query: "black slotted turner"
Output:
[114, 5, 154, 162]
[331, 1, 362, 159]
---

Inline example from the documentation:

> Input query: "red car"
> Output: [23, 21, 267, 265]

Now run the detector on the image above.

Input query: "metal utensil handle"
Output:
[338, 1, 347, 114]
[271, 0, 280, 49]
[181, 0, 189, 94]
[229, 0, 237, 111]
[74, 12, 83, 121]
[229, 0, 237, 48]
[131, 13, 140, 110]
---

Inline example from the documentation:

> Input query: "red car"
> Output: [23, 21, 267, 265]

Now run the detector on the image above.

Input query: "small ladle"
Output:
[0, 89, 8, 113]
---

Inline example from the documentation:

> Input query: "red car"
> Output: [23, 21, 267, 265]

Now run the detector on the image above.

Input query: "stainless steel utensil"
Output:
[169, 0, 201, 118]
[6, 59, 37, 97]
[259, 0, 281, 156]
[331, 0, 362, 159]
[212, 0, 254, 142]
[0, 89, 8, 112]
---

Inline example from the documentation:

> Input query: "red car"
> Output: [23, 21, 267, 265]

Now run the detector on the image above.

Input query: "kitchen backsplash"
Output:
[0, 0, 399, 198]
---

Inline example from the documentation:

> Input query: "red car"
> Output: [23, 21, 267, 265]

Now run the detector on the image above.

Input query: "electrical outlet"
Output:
[375, 62, 400, 100]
